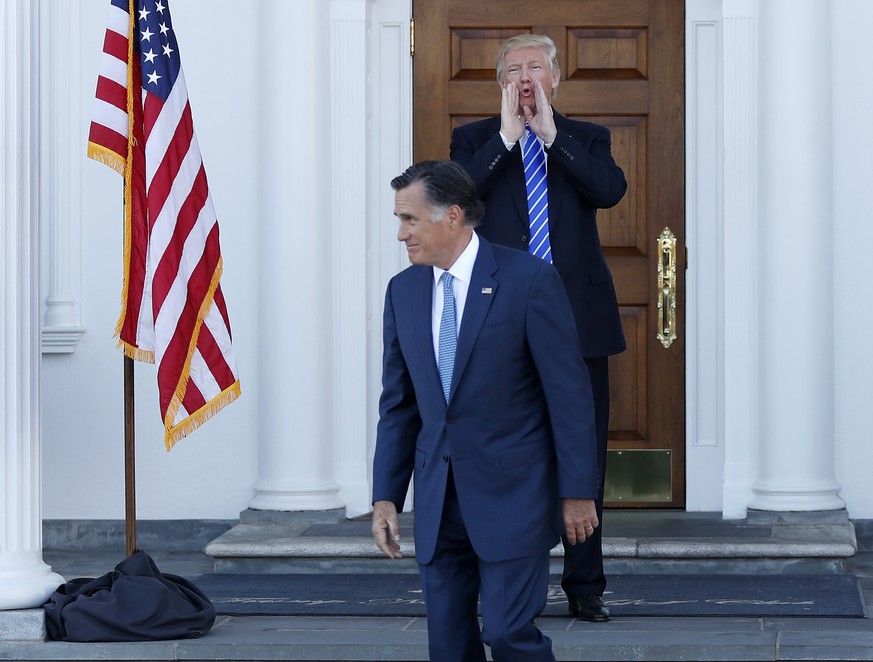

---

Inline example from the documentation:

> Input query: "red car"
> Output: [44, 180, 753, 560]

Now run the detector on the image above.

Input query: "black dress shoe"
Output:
[568, 594, 611, 622]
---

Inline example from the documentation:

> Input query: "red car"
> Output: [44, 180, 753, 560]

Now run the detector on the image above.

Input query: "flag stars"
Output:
[135, 1, 179, 92]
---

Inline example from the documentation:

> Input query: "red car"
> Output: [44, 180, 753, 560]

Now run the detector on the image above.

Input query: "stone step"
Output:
[204, 508, 858, 575]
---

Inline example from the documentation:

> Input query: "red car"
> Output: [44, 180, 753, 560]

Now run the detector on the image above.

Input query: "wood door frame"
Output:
[363, 0, 738, 513]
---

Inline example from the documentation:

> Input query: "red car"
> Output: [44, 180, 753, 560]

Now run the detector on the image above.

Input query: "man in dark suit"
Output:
[450, 34, 627, 622]
[371, 160, 601, 661]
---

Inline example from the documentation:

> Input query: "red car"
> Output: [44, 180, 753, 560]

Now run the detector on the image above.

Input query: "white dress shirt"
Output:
[432, 231, 480, 361]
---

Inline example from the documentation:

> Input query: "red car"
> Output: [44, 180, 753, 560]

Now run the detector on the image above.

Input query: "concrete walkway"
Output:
[1, 510, 872, 661]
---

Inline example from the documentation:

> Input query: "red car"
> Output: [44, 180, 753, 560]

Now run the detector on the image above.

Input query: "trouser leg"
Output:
[561, 355, 609, 598]
[419, 469, 487, 662]
[479, 550, 555, 662]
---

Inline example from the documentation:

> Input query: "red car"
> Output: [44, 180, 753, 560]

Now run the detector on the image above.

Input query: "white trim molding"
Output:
[685, 0, 726, 512]
[366, 0, 413, 510]
[39, 0, 85, 354]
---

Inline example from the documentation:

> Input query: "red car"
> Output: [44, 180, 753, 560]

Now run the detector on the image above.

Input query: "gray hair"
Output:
[495, 34, 561, 84]
[391, 160, 484, 228]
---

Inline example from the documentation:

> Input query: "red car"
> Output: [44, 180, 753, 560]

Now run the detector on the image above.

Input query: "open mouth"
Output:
[519, 88, 535, 107]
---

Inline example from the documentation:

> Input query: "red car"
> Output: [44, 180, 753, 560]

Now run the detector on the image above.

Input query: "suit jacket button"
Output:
[447, 417, 456, 423]
[521, 235, 528, 242]
[442, 455, 450, 463]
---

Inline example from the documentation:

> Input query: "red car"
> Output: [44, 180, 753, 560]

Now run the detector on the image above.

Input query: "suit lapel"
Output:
[505, 150, 530, 232]
[449, 240, 498, 402]
[410, 267, 444, 401]
[487, 115, 530, 234]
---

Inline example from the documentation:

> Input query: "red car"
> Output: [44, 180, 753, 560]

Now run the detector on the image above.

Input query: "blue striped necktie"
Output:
[437, 272, 456, 403]
[522, 126, 551, 262]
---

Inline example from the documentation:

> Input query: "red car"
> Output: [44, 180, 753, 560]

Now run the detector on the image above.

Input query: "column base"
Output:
[748, 482, 845, 512]
[0, 568, 65, 611]
[248, 483, 344, 512]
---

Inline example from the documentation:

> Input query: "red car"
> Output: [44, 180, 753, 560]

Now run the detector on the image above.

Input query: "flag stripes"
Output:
[88, 0, 240, 449]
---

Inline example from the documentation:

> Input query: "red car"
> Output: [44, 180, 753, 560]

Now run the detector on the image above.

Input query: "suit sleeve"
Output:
[547, 123, 627, 209]
[525, 263, 599, 499]
[372, 280, 421, 511]
[450, 125, 516, 196]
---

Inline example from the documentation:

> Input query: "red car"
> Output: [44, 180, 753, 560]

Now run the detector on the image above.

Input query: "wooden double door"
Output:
[412, 0, 685, 507]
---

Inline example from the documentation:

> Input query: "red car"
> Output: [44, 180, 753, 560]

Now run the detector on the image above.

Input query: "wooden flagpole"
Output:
[124, 354, 137, 557]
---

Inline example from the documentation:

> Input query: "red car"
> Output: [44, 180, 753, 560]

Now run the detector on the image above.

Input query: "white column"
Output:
[721, 0, 760, 518]
[330, 0, 370, 517]
[750, 0, 843, 511]
[0, 0, 65, 609]
[249, 0, 343, 511]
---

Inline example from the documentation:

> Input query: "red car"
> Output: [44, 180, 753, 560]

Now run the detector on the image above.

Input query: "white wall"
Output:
[832, 0, 873, 519]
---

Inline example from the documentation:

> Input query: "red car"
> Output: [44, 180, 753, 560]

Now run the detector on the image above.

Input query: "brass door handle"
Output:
[656, 227, 677, 348]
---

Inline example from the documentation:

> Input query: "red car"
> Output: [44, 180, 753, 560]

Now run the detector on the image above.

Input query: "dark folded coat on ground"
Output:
[43, 550, 215, 642]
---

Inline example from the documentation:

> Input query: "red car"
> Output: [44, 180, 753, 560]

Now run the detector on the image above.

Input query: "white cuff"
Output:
[499, 130, 516, 151]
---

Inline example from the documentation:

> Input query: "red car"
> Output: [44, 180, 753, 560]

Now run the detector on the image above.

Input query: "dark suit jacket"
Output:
[372, 237, 598, 564]
[450, 111, 627, 358]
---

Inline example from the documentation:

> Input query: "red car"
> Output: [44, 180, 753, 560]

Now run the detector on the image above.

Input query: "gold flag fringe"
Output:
[116, 338, 155, 364]
[164, 380, 241, 451]
[87, 143, 125, 175]
[162, 257, 231, 450]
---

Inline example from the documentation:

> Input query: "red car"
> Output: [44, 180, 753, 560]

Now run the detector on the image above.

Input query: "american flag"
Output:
[88, 0, 240, 450]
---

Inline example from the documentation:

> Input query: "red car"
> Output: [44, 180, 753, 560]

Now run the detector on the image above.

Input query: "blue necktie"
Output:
[522, 126, 551, 262]
[437, 272, 456, 403]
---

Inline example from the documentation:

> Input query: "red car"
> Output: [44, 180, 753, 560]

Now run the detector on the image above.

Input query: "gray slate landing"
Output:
[0, 610, 45, 643]
[204, 508, 857, 575]
[1, 509, 870, 661]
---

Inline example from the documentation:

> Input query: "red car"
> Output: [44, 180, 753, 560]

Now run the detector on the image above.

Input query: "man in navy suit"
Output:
[371, 160, 600, 661]
[450, 34, 627, 622]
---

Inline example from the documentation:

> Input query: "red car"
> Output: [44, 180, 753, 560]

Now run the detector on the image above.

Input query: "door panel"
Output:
[413, 0, 685, 507]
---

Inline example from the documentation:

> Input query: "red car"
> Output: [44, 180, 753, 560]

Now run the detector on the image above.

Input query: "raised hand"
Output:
[524, 80, 557, 145]
[500, 82, 525, 144]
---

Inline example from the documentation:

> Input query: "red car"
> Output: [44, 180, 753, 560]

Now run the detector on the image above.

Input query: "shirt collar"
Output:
[433, 230, 479, 286]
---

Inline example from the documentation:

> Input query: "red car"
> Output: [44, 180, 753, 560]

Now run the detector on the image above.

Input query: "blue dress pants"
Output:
[419, 468, 555, 662]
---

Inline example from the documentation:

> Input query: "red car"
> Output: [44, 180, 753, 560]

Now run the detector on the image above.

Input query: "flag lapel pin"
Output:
[481, 287, 493, 294]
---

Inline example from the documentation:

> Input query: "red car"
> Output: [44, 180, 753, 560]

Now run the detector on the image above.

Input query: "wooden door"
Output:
[413, 0, 686, 507]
